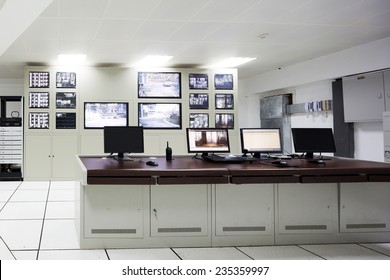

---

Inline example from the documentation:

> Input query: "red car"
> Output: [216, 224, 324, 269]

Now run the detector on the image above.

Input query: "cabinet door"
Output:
[277, 183, 338, 234]
[151, 184, 209, 237]
[215, 184, 273, 236]
[24, 135, 51, 179]
[52, 134, 78, 178]
[340, 182, 390, 232]
[343, 72, 385, 122]
[384, 70, 390, 111]
[83, 184, 144, 238]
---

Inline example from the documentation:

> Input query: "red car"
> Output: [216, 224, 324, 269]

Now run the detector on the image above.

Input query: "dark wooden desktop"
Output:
[79, 155, 390, 185]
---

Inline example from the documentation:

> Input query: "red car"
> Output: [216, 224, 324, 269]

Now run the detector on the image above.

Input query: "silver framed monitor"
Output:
[186, 128, 230, 157]
[240, 128, 282, 158]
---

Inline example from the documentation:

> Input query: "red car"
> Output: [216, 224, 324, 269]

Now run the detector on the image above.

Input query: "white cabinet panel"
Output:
[83, 185, 144, 238]
[52, 135, 78, 178]
[151, 184, 209, 237]
[24, 135, 51, 179]
[384, 70, 390, 111]
[277, 183, 338, 234]
[215, 184, 273, 236]
[340, 182, 390, 232]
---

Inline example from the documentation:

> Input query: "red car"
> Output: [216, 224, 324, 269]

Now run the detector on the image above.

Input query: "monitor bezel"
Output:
[240, 128, 283, 156]
[103, 126, 144, 160]
[291, 127, 336, 155]
[186, 127, 230, 155]
[84, 102, 129, 129]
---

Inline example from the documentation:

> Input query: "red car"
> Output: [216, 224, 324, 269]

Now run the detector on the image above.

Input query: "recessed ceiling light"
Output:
[210, 57, 256, 68]
[135, 55, 173, 67]
[57, 54, 86, 65]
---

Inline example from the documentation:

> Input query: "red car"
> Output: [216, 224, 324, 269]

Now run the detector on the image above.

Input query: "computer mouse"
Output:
[146, 161, 158, 166]
[272, 161, 288, 167]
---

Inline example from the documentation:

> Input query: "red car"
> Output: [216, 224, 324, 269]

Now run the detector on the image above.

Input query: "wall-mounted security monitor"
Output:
[104, 126, 144, 161]
[84, 102, 128, 129]
[291, 128, 336, 159]
[186, 128, 230, 157]
[240, 128, 282, 158]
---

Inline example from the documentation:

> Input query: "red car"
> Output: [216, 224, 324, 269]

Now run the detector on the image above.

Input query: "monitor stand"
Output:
[110, 153, 134, 161]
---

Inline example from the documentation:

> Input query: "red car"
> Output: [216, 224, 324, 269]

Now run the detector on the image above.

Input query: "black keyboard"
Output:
[203, 154, 255, 163]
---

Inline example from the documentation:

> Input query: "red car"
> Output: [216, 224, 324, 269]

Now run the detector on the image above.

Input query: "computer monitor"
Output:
[186, 128, 230, 157]
[291, 128, 336, 159]
[104, 126, 144, 160]
[240, 128, 282, 158]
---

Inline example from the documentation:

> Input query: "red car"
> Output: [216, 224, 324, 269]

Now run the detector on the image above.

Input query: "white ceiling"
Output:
[1, 0, 390, 80]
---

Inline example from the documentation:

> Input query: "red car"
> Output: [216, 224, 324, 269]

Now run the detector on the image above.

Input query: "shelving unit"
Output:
[0, 96, 23, 180]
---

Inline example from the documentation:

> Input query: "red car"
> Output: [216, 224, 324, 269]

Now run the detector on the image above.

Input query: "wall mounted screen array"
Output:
[240, 128, 282, 158]
[186, 128, 230, 157]
[291, 128, 336, 158]
[104, 126, 144, 161]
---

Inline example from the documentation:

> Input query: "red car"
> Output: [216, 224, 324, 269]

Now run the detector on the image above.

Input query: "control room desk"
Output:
[76, 156, 390, 249]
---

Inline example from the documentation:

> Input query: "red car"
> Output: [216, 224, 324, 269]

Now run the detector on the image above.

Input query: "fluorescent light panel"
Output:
[211, 57, 256, 68]
[57, 54, 86, 65]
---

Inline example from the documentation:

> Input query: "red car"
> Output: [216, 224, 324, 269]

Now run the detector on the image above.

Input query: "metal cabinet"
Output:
[215, 183, 273, 236]
[83, 184, 144, 238]
[340, 182, 390, 233]
[343, 71, 386, 122]
[277, 183, 338, 234]
[150, 184, 209, 237]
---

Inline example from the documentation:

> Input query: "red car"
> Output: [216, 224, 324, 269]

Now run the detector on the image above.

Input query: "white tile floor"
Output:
[1, 180, 390, 260]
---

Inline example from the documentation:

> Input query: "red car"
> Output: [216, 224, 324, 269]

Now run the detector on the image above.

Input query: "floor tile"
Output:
[0, 189, 15, 202]
[12, 250, 38, 260]
[0, 202, 46, 220]
[0, 220, 43, 250]
[238, 245, 323, 260]
[45, 201, 75, 219]
[360, 243, 390, 257]
[107, 248, 180, 260]
[9, 189, 49, 202]
[0, 181, 21, 190]
[38, 249, 108, 260]
[300, 244, 390, 260]
[48, 189, 75, 202]
[18, 181, 50, 190]
[0, 237, 15, 260]
[173, 247, 251, 260]
[40, 220, 80, 250]
[50, 181, 79, 190]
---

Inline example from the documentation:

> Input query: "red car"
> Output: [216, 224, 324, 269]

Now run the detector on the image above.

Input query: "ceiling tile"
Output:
[95, 19, 143, 40]
[149, 0, 210, 20]
[59, 18, 101, 40]
[19, 18, 58, 41]
[59, 0, 109, 18]
[103, 0, 159, 19]
[133, 21, 184, 41]
[169, 21, 226, 41]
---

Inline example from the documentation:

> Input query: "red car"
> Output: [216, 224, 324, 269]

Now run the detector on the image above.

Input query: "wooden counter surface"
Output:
[78, 155, 390, 184]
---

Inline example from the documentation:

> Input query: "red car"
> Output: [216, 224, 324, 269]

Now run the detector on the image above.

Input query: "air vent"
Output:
[285, 225, 327, 230]
[346, 223, 386, 229]
[91, 229, 136, 234]
[158, 227, 201, 233]
[223, 226, 265, 232]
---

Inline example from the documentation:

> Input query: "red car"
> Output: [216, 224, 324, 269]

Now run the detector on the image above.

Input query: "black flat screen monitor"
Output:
[240, 128, 282, 158]
[291, 128, 336, 158]
[104, 126, 144, 160]
[186, 128, 230, 157]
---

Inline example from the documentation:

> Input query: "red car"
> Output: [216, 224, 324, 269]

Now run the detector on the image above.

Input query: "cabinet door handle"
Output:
[378, 93, 383, 99]
[153, 208, 158, 219]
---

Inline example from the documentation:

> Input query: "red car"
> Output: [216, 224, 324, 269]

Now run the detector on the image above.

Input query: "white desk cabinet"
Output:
[340, 182, 390, 233]
[83, 184, 144, 238]
[277, 183, 338, 234]
[215, 183, 274, 236]
[150, 184, 209, 237]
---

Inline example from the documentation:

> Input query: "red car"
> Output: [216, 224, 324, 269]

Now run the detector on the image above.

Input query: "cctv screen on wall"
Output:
[84, 102, 128, 129]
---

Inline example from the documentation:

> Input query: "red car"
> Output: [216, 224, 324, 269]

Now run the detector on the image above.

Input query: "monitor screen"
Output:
[186, 128, 230, 156]
[84, 102, 128, 129]
[104, 126, 144, 160]
[291, 128, 336, 157]
[240, 128, 282, 157]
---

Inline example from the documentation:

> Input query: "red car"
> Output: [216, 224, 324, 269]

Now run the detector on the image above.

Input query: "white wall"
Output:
[239, 36, 390, 162]
[0, 79, 23, 96]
